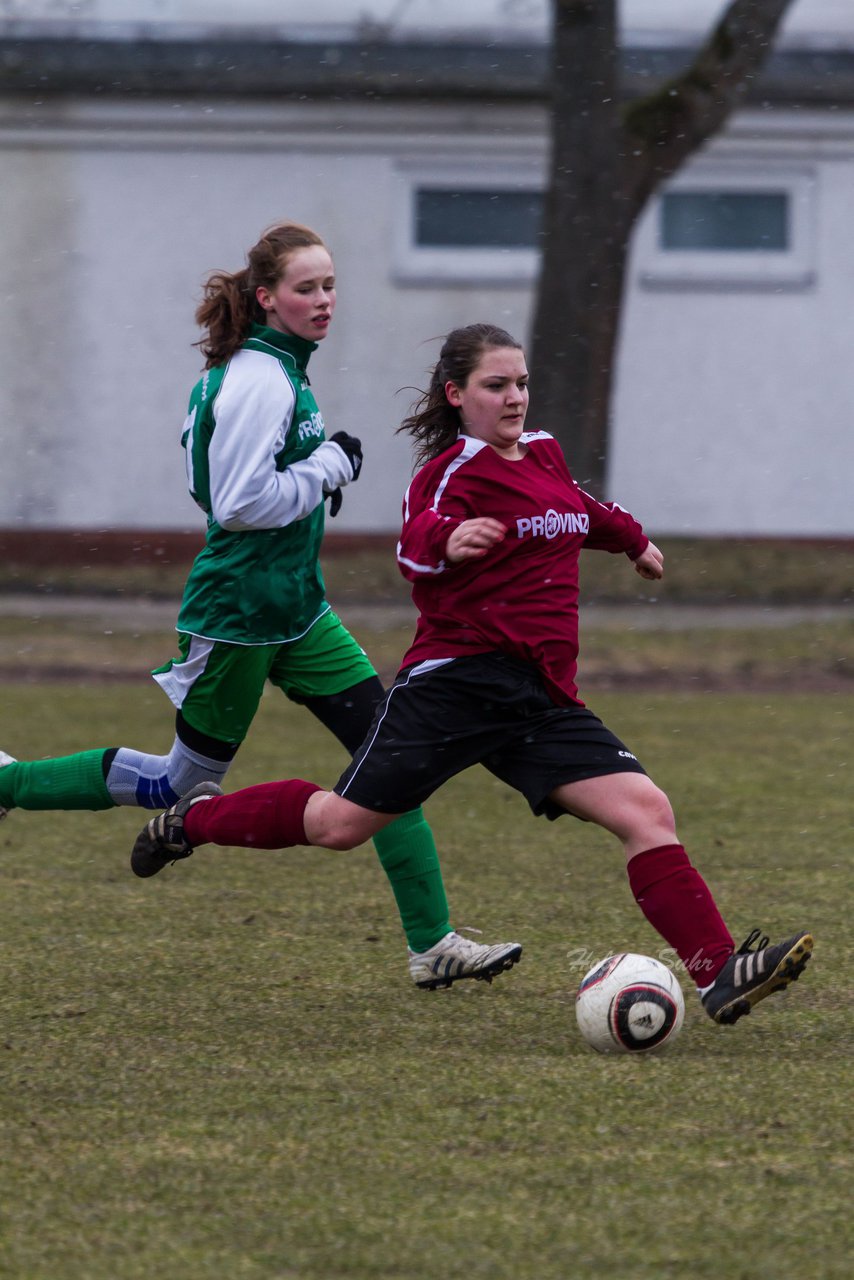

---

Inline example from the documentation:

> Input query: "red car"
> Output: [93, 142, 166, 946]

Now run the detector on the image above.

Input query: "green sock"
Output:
[372, 808, 451, 953]
[0, 749, 116, 812]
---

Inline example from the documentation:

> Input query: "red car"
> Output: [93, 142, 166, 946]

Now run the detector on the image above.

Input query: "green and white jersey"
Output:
[176, 324, 355, 645]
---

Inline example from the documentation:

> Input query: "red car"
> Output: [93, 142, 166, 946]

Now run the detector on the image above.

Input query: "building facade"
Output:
[1, 3, 852, 538]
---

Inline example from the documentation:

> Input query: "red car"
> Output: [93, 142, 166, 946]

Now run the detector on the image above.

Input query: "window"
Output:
[395, 160, 815, 291]
[394, 162, 544, 284]
[415, 189, 542, 249]
[660, 191, 789, 252]
[639, 166, 816, 290]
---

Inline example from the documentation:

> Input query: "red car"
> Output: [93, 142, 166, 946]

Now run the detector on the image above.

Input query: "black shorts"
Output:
[334, 652, 647, 821]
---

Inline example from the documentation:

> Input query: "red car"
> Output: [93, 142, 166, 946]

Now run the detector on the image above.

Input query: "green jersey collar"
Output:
[244, 323, 317, 372]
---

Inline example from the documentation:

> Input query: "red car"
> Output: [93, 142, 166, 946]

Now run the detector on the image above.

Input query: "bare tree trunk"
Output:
[529, 0, 625, 495]
[529, 0, 796, 498]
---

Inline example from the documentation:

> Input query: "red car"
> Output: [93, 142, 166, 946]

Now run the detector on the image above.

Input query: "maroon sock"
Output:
[626, 843, 734, 985]
[183, 779, 323, 849]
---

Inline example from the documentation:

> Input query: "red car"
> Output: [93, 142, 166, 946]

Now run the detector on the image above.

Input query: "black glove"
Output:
[329, 431, 363, 482]
[327, 488, 343, 518]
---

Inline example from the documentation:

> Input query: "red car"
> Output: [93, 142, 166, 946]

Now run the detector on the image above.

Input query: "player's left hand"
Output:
[633, 541, 664, 580]
[329, 431, 363, 482]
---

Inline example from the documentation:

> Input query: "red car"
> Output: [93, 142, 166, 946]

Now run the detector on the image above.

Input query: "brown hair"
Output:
[398, 323, 523, 466]
[194, 221, 327, 368]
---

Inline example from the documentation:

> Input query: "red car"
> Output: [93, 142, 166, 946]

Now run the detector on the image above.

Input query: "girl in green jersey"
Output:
[0, 221, 521, 988]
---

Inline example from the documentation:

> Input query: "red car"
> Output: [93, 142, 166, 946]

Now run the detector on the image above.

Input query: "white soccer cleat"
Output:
[0, 751, 16, 820]
[408, 930, 522, 990]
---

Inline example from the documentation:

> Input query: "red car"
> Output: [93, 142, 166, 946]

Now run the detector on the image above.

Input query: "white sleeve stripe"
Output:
[579, 487, 627, 513]
[396, 546, 447, 576]
[399, 438, 482, 574]
[431, 437, 481, 509]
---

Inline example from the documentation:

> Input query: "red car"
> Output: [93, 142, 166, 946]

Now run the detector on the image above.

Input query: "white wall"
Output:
[612, 116, 854, 535]
[0, 96, 852, 537]
[0, 99, 539, 534]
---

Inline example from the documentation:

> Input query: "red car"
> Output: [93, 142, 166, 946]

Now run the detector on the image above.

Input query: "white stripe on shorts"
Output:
[337, 657, 454, 801]
[151, 636, 216, 710]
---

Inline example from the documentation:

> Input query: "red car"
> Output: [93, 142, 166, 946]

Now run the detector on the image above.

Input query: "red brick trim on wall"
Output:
[0, 528, 396, 568]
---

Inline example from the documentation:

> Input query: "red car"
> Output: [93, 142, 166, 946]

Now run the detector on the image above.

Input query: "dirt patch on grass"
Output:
[2, 597, 851, 693]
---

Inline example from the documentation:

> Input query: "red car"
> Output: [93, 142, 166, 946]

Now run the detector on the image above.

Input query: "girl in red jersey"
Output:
[131, 324, 812, 1019]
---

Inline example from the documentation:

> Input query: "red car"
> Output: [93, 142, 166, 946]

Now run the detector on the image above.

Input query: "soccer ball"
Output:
[575, 953, 685, 1054]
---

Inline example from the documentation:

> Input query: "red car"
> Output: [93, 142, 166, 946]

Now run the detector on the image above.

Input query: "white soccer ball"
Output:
[575, 952, 685, 1054]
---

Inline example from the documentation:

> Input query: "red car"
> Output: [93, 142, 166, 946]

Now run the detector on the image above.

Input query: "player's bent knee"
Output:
[305, 791, 380, 850]
[641, 782, 675, 827]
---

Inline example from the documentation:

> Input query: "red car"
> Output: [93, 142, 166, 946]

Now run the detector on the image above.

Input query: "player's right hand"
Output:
[327, 488, 343, 517]
[446, 517, 507, 564]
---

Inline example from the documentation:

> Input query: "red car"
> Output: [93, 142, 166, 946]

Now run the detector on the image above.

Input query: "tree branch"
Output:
[620, 0, 796, 215]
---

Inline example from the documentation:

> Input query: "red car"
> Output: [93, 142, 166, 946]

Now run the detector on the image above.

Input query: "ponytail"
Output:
[194, 221, 327, 368]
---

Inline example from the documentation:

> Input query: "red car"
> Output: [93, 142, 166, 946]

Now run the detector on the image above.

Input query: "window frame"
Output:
[393, 161, 543, 284]
[393, 159, 816, 292]
[637, 164, 817, 291]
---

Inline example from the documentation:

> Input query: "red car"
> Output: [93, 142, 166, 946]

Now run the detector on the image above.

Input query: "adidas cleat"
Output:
[702, 929, 813, 1025]
[130, 781, 222, 878]
[409, 931, 522, 990]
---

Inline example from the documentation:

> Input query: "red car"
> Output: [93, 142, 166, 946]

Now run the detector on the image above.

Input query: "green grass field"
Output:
[0, 652, 850, 1277]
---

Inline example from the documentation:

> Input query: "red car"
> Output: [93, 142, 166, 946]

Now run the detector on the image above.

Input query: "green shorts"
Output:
[151, 609, 377, 745]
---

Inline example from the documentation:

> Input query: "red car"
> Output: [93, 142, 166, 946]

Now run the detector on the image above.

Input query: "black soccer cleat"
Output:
[130, 782, 222, 878]
[702, 929, 813, 1025]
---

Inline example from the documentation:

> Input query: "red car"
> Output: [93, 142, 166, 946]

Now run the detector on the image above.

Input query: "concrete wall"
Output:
[612, 116, 854, 536]
[0, 95, 852, 538]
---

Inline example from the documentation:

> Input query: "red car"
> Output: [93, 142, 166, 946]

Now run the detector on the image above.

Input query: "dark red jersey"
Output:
[396, 431, 649, 705]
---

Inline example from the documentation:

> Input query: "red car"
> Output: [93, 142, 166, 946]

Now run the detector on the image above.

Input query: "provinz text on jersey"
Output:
[515, 511, 590, 539]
